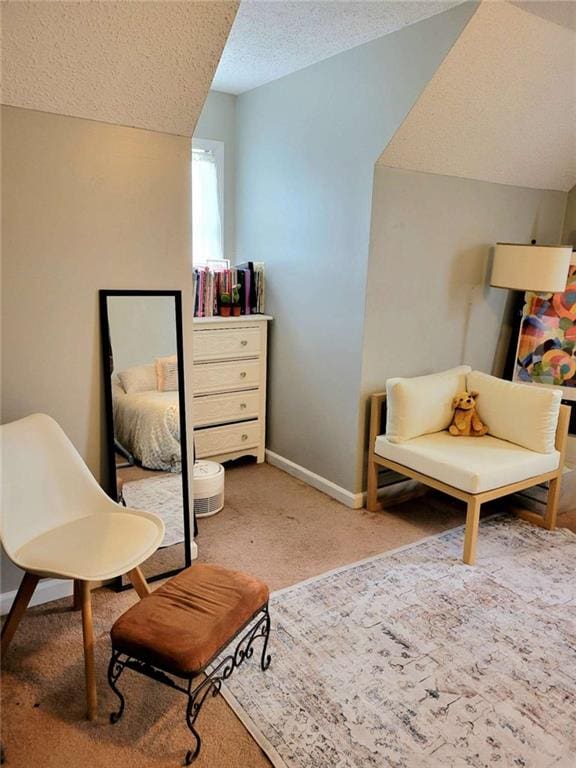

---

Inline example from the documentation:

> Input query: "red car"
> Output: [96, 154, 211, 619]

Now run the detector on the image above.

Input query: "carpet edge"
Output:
[220, 684, 290, 768]
[270, 514, 576, 599]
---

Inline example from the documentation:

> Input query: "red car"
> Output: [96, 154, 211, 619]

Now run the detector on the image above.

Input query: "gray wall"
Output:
[357, 166, 567, 488]
[194, 90, 237, 262]
[563, 184, 576, 247]
[107, 295, 177, 374]
[235, 3, 476, 492]
[1, 106, 196, 594]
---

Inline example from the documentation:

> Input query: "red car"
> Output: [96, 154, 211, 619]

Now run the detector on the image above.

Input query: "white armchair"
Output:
[366, 367, 571, 565]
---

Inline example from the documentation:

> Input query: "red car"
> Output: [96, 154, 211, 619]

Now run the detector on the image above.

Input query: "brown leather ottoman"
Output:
[107, 564, 271, 765]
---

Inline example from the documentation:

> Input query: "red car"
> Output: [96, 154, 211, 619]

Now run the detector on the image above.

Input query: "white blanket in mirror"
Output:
[113, 389, 181, 472]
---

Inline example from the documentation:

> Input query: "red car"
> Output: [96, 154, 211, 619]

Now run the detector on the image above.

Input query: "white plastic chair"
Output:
[0, 413, 165, 720]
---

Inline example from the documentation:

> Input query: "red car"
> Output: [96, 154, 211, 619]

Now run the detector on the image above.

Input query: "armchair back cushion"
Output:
[467, 370, 561, 454]
[386, 366, 471, 443]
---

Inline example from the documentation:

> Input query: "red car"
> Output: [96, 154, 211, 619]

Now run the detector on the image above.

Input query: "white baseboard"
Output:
[265, 450, 363, 509]
[265, 450, 430, 511]
[1, 578, 73, 616]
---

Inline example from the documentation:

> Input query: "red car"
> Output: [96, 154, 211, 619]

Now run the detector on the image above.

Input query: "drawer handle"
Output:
[241, 433, 248, 441]
[240, 371, 247, 378]
[241, 340, 248, 346]
[240, 402, 247, 410]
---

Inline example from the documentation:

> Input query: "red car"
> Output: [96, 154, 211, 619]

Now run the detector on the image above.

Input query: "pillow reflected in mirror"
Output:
[117, 364, 157, 394]
[156, 355, 179, 391]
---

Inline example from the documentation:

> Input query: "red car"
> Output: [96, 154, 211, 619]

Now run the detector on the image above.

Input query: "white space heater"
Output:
[193, 460, 225, 518]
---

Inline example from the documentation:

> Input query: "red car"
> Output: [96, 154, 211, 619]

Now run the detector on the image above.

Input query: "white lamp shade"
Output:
[491, 243, 572, 292]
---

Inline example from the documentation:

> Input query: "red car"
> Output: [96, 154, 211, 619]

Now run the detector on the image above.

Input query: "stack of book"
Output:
[236, 261, 266, 315]
[193, 262, 265, 317]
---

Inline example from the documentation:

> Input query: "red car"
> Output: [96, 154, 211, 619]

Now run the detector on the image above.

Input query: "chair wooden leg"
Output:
[72, 580, 83, 611]
[543, 476, 561, 530]
[127, 567, 151, 599]
[1, 572, 40, 659]
[463, 497, 481, 566]
[366, 456, 382, 512]
[80, 581, 98, 721]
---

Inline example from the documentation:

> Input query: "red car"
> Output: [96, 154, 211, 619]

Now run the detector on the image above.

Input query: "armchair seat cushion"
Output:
[374, 431, 560, 494]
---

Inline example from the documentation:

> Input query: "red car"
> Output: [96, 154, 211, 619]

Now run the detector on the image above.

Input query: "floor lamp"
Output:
[490, 242, 572, 380]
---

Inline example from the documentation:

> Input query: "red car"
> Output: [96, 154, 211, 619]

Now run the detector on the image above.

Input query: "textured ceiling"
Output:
[212, 0, 462, 94]
[380, 1, 576, 192]
[1, 1, 238, 136]
[510, 0, 576, 31]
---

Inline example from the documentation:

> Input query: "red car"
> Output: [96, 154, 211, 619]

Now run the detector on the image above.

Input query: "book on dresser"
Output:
[193, 263, 265, 317]
[192, 315, 272, 463]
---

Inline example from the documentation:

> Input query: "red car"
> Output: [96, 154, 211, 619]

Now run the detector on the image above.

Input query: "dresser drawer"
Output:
[194, 421, 260, 458]
[194, 359, 260, 395]
[194, 326, 261, 362]
[194, 390, 260, 427]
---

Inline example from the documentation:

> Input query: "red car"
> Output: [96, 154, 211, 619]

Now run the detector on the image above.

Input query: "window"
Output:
[192, 139, 224, 266]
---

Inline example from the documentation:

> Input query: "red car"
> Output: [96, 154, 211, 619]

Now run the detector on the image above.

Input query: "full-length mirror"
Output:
[100, 290, 193, 587]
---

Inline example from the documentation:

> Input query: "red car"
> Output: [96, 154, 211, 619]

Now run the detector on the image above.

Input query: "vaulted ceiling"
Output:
[1, 1, 238, 136]
[380, 1, 576, 192]
[3, 0, 575, 186]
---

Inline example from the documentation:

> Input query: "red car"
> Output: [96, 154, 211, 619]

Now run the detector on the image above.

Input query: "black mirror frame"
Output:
[99, 289, 193, 590]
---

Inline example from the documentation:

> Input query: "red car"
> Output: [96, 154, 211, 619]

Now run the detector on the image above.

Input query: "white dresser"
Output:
[192, 315, 272, 463]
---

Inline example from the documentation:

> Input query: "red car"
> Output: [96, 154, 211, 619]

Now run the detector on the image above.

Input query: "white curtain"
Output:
[192, 150, 223, 264]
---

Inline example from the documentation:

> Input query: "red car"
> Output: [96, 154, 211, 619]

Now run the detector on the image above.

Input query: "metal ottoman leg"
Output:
[107, 651, 127, 724]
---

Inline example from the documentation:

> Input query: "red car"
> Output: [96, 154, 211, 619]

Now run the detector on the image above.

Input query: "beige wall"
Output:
[357, 166, 567, 491]
[1, 105, 195, 592]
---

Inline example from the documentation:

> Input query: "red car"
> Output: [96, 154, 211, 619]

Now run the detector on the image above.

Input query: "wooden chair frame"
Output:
[366, 392, 571, 565]
[1, 566, 151, 721]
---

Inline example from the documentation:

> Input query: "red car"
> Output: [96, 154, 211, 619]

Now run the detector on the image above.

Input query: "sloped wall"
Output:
[1, 5, 236, 595]
[1, 1, 238, 136]
[358, 1, 574, 492]
[234, 3, 477, 493]
[381, 1, 576, 191]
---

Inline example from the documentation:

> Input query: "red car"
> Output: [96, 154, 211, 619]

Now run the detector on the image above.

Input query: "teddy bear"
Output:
[448, 391, 488, 437]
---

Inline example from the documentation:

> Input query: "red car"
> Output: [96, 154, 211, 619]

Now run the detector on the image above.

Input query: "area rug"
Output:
[122, 474, 185, 547]
[220, 517, 576, 768]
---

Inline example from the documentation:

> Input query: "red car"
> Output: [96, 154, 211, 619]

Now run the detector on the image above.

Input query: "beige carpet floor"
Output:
[2, 461, 575, 768]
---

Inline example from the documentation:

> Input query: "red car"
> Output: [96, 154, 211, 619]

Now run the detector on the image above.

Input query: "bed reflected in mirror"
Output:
[99, 290, 193, 588]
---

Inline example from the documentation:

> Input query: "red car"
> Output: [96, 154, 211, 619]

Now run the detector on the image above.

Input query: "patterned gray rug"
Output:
[122, 474, 184, 547]
[221, 517, 576, 768]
